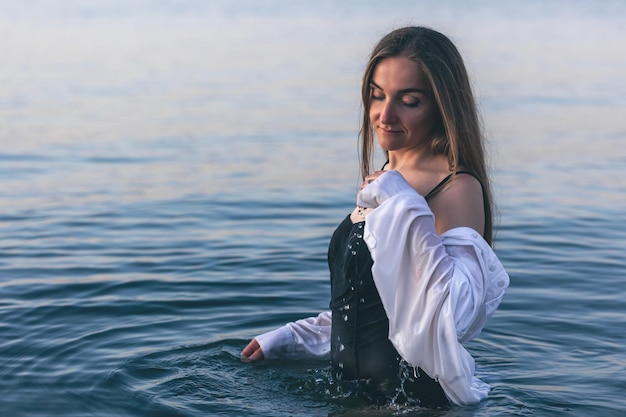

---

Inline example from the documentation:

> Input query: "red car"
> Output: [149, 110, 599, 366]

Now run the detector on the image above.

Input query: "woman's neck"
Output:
[385, 149, 448, 174]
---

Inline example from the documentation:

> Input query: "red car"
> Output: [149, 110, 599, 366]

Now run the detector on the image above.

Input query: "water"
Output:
[1, 1, 625, 416]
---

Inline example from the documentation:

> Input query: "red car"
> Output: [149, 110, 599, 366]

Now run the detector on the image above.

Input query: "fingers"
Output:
[247, 346, 265, 361]
[241, 338, 259, 357]
[241, 338, 264, 361]
[360, 170, 385, 191]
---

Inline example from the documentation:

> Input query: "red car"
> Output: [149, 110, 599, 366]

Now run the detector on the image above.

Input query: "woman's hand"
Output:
[359, 170, 385, 191]
[241, 338, 264, 361]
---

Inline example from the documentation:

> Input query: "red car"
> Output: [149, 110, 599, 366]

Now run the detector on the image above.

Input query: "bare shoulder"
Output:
[428, 173, 485, 236]
[446, 172, 483, 200]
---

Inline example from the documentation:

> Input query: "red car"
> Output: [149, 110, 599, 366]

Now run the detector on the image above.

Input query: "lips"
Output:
[378, 126, 403, 134]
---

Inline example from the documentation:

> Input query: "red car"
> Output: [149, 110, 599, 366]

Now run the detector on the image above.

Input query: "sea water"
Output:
[1, 1, 625, 416]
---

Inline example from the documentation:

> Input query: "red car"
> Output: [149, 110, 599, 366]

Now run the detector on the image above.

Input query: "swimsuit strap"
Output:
[424, 174, 452, 201]
[424, 171, 477, 201]
[379, 162, 480, 202]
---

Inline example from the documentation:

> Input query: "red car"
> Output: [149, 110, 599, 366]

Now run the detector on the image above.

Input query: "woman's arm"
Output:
[241, 311, 332, 361]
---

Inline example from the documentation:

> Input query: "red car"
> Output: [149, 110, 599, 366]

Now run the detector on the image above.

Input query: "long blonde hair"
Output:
[359, 26, 493, 244]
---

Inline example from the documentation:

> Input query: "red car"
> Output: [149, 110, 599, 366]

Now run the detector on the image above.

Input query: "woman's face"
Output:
[368, 56, 439, 153]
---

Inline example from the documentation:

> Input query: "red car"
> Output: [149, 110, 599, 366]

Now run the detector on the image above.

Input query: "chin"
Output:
[377, 140, 400, 152]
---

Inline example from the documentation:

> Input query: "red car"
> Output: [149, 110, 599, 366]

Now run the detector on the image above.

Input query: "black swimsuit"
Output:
[327, 172, 478, 406]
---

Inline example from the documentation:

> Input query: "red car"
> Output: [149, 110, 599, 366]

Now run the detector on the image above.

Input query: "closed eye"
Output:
[402, 96, 420, 107]
[370, 86, 384, 101]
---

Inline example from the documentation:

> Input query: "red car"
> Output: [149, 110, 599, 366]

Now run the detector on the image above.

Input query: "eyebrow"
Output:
[370, 81, 428, 96]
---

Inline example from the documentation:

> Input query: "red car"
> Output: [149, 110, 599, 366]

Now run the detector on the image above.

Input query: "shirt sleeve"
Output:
[357, 170, 509, 405]
[443, 230, 509, 343]
[255, 311, 332, 360]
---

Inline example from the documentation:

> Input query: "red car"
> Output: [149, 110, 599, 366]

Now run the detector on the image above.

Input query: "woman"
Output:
[241, 26, 509, 407]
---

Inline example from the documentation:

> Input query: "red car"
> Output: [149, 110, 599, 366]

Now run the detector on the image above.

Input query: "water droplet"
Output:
[339, 362, 344, 369]
[356, 234, 362, 238]
[339, 344, 345, 351]
[343, 304, 350, 311]
[342, 314, 348, 321]
[359, 297, 365, 303]
[358, 224, 363, 229]
[359, 280, 363, 286]
[348, 244, 352, 250]
[351, 250, 356, 255]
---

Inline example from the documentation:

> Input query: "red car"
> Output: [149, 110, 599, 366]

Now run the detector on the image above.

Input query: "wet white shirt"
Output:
[255, 170, 509, 405]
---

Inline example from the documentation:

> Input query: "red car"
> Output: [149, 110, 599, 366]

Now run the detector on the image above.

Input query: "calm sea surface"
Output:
[1, 1, 625, 416]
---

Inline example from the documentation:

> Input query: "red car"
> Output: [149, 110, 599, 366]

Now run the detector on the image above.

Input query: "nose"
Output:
[379, 100, 397, 125]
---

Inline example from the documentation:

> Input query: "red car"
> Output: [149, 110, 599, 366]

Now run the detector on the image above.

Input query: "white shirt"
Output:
[255, 170, 509, 406]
